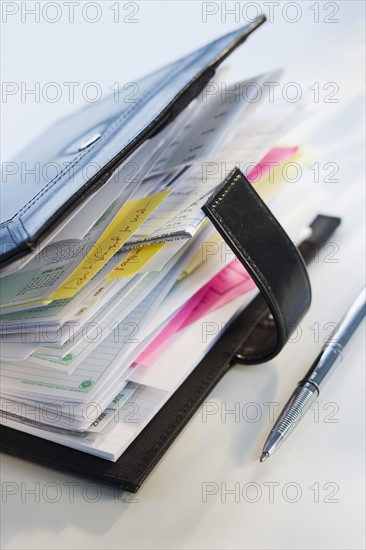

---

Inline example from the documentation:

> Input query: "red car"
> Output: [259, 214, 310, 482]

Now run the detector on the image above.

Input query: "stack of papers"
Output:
[0, 70, 310, 461]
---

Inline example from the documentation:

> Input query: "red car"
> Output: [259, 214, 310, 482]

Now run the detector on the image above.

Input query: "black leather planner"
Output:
[0, 14, 341, 492]
[0, 213, 340, 492]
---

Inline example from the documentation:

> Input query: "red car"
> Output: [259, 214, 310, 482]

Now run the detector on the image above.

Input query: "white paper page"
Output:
[125, 100, 307, 251]
[0, 234, 193, 401]
[0, 363, 136, 430]
[0, 252, 129, 335]
[150, 71, 282, 174]
[28, 272, 162, 369]
[0, 384, 168, 460]
[0, 382, 138, 434]
[0, 269, 174, 400]
[128, 290, 257, 390]
[25, 229, 201, 371]
[0, 294, 258, 460]
[33, 275, 150, 356]
[0, 343, 36, 361]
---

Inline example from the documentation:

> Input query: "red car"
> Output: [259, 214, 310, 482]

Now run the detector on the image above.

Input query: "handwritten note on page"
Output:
[48, 191, 170, 300]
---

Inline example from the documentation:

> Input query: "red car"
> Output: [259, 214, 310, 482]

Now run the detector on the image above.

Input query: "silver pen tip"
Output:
[259, 452, 269, 463]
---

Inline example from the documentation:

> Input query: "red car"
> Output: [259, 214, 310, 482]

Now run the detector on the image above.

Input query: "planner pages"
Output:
[0, 70, 311, 461]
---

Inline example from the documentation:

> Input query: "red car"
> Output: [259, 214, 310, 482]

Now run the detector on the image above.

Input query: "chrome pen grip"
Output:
[276, 382, 318, 438]
[261, 382, 318, 460]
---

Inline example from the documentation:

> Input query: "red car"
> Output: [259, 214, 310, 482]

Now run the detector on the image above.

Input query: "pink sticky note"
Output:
[180, 261, 255, 328]
[134, 260, 255, 367]
[247, 146, 299, 183]
[134, 287, 206, 367]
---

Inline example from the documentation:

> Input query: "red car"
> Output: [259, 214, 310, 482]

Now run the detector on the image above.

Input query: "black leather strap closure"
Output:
[202, 168, 312, 363]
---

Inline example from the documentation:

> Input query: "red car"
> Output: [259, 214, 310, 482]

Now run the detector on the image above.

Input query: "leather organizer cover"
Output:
[0, 16, 267, 267]
[0, 15, 330, 492]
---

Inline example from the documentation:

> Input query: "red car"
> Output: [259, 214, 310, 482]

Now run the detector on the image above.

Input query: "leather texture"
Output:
[202, 168, 312, 362]
[0, 16, 266, 267]
[232, 215, 340, 363]
[0, 214, 340, 492]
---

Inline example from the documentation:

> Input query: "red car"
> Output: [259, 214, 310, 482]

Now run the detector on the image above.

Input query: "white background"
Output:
[0, 1, 365, 549]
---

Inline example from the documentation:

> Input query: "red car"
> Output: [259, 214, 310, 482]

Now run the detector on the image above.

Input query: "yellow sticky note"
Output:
[107, 243, 166, 279]
[48, 191, 170, 300]
[254, 148, 312, 203]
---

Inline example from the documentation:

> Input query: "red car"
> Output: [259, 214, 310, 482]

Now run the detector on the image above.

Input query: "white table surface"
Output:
[1, 2, 365, 549]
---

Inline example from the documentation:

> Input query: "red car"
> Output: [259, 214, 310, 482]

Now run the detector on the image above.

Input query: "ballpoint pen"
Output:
[260, 286, 366, 462]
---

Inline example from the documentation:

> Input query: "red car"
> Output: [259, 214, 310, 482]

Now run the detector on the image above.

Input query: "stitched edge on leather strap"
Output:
[202, 167, 311, 362]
